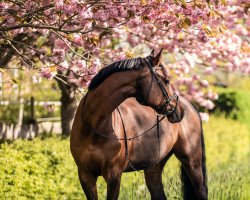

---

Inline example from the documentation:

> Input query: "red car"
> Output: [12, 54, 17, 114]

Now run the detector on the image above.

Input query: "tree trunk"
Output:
[60, 95, 77, 136]
[56, 78, 77, 137]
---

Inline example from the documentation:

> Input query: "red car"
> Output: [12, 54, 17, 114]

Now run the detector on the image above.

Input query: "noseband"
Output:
[143, 58, 179, 117]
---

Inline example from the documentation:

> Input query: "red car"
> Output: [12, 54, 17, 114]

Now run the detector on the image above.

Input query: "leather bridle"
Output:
[142, 57, 179, 117]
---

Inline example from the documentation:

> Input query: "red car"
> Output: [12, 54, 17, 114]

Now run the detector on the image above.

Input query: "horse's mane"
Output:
[88, 57, 151, 90]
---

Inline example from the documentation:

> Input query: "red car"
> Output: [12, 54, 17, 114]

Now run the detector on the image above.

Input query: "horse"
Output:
[70, 49, 208, 200]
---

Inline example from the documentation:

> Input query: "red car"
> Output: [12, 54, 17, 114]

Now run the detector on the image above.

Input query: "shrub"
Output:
[0, 116, 249, 199]
[212, 89, 250, 126]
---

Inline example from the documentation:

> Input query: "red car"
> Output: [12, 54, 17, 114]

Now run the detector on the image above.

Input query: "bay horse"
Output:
[70, 49, 207, 200]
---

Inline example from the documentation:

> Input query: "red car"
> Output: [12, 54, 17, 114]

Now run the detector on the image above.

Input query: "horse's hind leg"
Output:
[173, 137, 207, 200]
[78, 169, 98, 200]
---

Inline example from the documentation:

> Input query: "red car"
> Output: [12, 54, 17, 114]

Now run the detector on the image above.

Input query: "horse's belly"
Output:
[124, 134, 174, 172]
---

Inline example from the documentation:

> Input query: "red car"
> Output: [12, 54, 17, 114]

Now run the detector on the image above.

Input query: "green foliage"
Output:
[0, 116, 249, 199]
[0, 104, 60, 124]
[0, 136, 83, 199]
[0, 104, 19, 124]
[213, 88, 250, 126]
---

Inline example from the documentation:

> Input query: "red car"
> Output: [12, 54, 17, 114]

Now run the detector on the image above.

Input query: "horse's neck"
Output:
[84, 71, 138, 128]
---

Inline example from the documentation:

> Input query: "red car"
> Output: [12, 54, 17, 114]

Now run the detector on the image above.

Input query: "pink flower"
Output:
[52, 48, 65, 62]
[204, 67, 214, 74]
[115, 52, 126, 61]
[54, 39, 68, 50]
[41, 66, 57, 79]
[58, 61, 69, 71]
[96, 9, 107, 21]
[54, 0, 64, 10]
[199, 112, 209, 122]
[200, 79, 209, 87]
[73, 34, 83, 45]
[205, 100, 214, 110]
[76, 60, 86, 69]
[80, 8, 93, 19]
[108, 7, 118, 18]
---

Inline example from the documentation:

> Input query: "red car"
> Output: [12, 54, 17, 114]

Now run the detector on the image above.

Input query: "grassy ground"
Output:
[0, 116, 249, 200]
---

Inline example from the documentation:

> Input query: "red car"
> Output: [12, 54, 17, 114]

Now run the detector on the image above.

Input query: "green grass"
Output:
[0, 116, 249, 199]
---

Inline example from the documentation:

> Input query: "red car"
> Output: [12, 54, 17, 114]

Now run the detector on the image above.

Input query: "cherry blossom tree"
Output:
[0, 0, 249, 134]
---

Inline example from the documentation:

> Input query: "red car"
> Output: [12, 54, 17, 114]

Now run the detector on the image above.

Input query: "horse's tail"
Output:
[181, 121, 208, 200]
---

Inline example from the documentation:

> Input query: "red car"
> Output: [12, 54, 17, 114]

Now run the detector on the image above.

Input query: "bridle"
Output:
[141, 57, 179, 117]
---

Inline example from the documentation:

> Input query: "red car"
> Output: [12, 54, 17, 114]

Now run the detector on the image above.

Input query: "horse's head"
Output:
[136, 49, 185, 123]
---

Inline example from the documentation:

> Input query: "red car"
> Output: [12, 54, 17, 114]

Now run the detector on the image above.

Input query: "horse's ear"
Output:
[150, 49, 155, 56]
[153, 48, 163, 66]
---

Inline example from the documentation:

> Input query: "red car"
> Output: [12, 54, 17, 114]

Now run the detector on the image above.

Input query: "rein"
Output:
[80, 93, 165, 141]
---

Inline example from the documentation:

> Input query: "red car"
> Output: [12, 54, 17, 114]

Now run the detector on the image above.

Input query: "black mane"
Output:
[88, 57, 149, 90]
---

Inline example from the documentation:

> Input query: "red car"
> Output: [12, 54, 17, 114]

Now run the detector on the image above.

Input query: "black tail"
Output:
[181, 122, 208, 200]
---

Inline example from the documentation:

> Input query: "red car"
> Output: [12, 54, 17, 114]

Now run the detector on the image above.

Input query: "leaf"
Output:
[184, 18, 191, 26]
[218, 25, 227, 33]
[202, 25, 213, 36]
[141, 15, 150, 23]
[178, 0, 187, 8]
[210, 41, 216, 47]
[49, 66, 57, 72]
[12, 78, 20, 84]
[221, 0, 227, 5]
[90, 36, 99, 46]
[163, 21, 169, 27]
[127, 10, 135, 19]
[125, 50, 134, 58]
[140, 0, 147, 5]
[241, 43, 250, 53]
[0, 16, 4, 23]
[178, 32, 184, 41]
[92, 20, 96, 27]
[179, 18, 191, 29]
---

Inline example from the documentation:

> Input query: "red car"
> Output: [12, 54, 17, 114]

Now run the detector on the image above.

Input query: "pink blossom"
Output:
[52, 48, 65, 62]
[80, 8, 93, 19]
[58, 61, 69, 71]
[76, 60, 86, 69]
[204, 67, 214, 74]
[205, 100, 215, 110]
[54, 0, 64, 10]
[96, 9, 107, 21]
[115, 53, 127, 61]
[54, 39, 69, 50]
[108, 7, 119, 19]
[200, 80, 209, 87]
[199, 112, 210, 122]
[41, 67, 57, 79]
[73, 34, 83, 45]
[208, 91, 218, 100]
[92, 58, 101, 68]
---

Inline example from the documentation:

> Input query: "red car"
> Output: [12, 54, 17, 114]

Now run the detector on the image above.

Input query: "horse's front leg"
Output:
[104, 167, 122, 200]
[78, 169, 98, 200]
[144, 165, 166, 200]
[144, 152, 173, 200]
